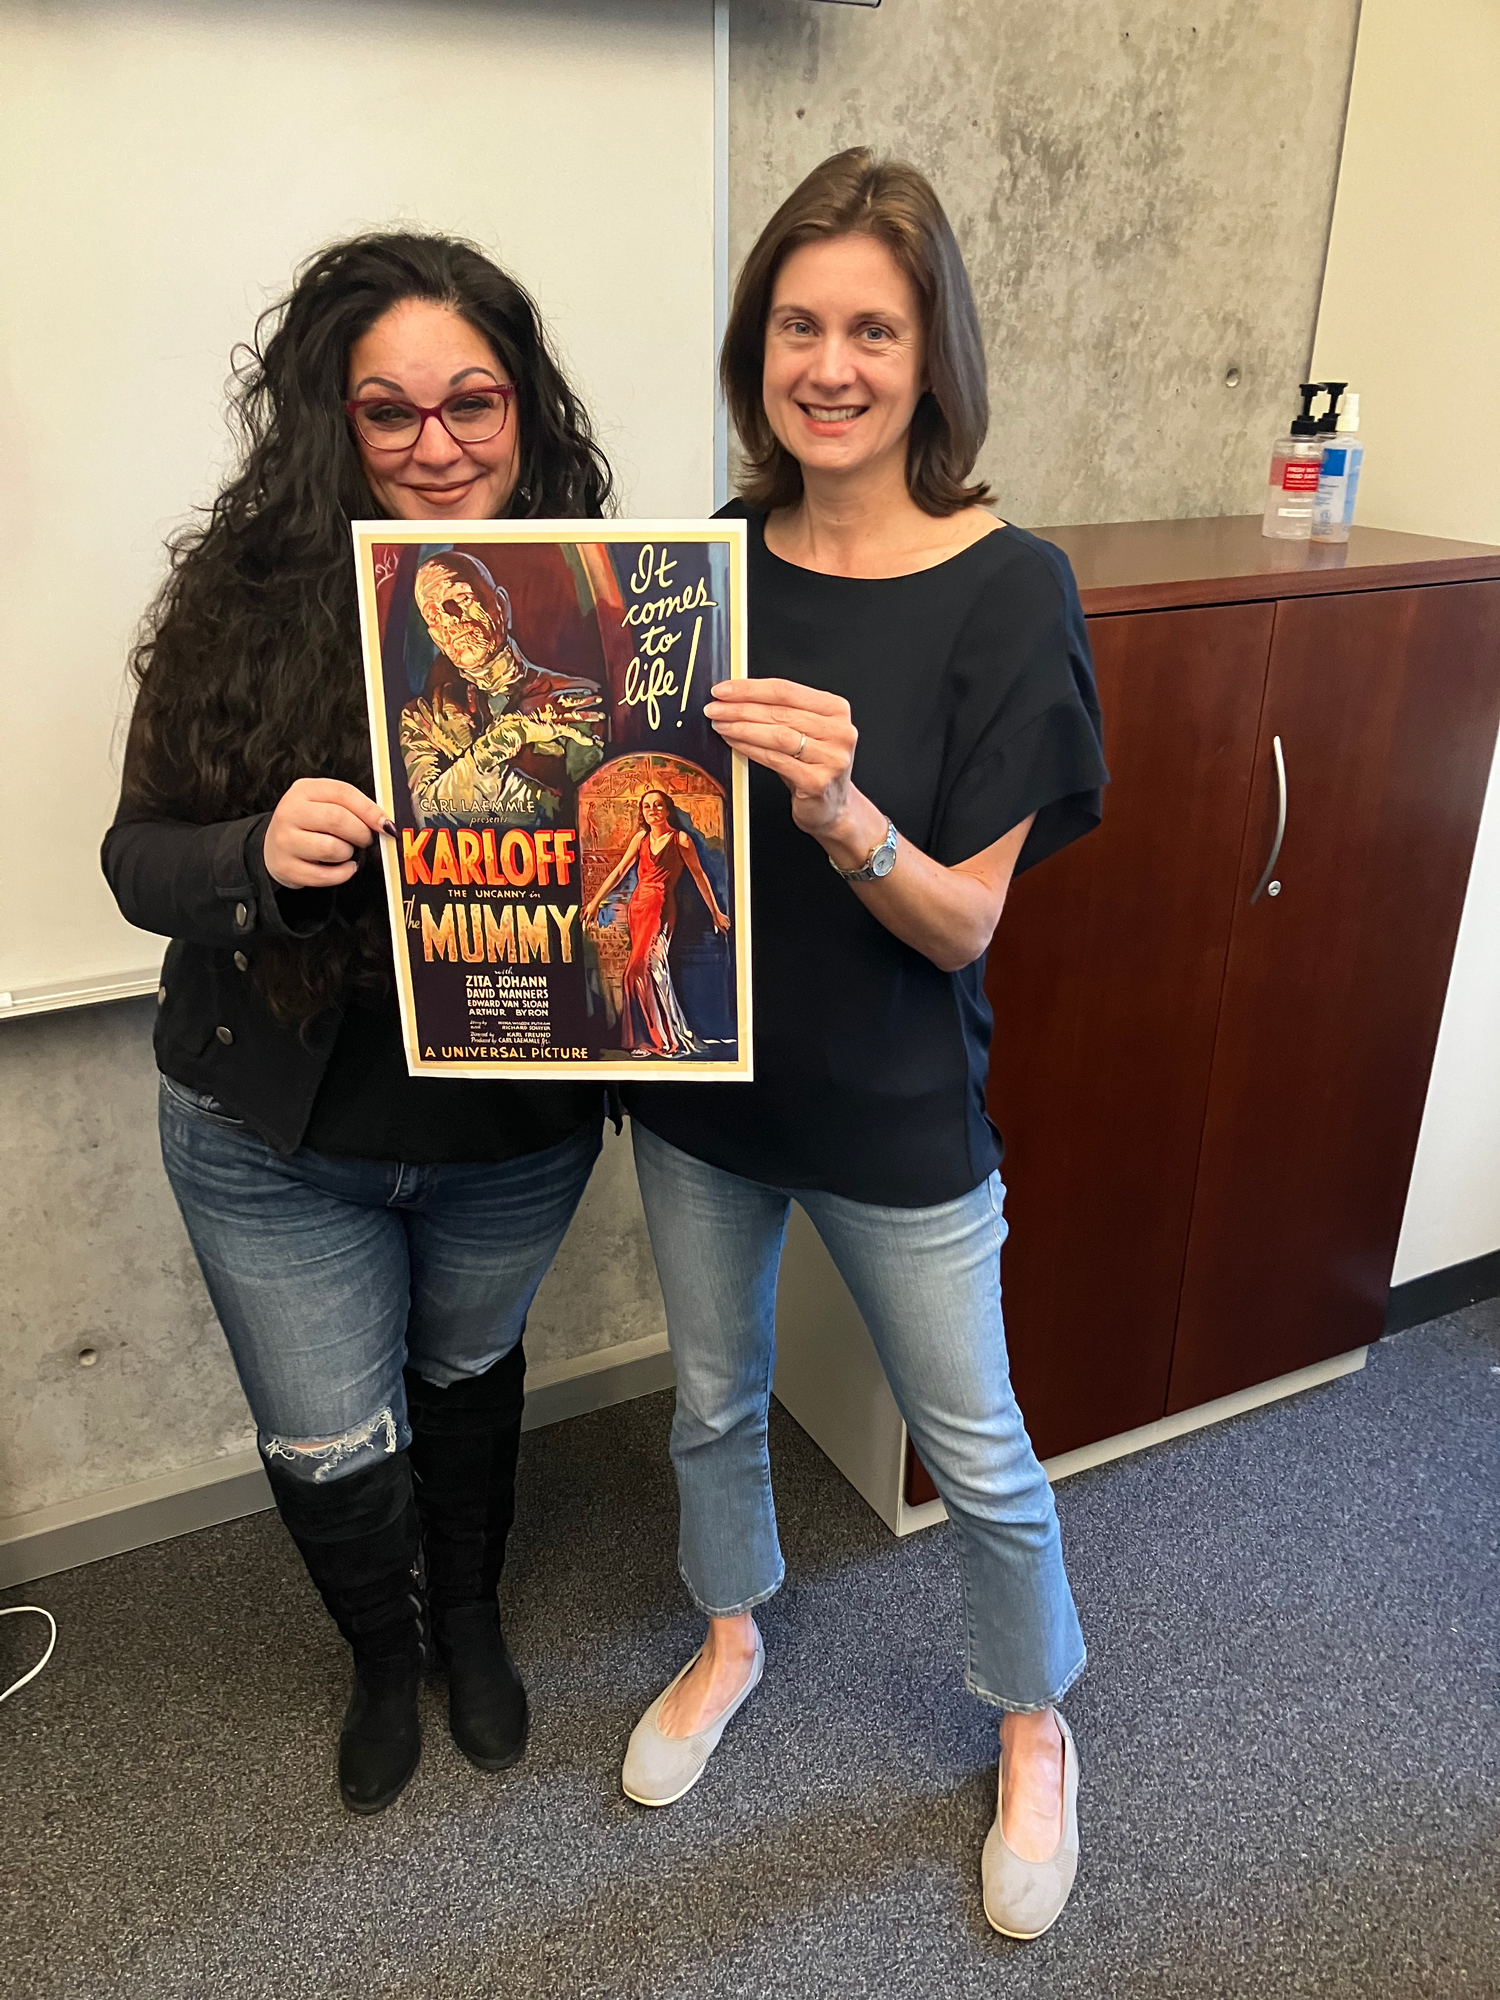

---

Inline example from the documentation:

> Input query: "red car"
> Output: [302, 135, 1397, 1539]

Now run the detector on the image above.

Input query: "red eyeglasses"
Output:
[344, 384, 516, 452]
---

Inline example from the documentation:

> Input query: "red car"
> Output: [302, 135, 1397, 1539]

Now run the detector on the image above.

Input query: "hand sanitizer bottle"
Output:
[1262, 384, 1326, 540]
[1311, 389, 1364, 544]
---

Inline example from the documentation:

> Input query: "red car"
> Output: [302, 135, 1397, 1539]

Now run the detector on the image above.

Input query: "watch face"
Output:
[870, 836, 897, 878]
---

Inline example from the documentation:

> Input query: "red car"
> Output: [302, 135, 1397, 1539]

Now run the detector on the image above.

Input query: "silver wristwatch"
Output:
[831, 818, 898, 883]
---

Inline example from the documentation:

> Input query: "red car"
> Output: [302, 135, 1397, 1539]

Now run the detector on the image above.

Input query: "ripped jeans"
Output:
[158, 1073, 602, 1484]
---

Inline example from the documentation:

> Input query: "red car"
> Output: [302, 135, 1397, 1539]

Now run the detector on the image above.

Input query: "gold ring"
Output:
[795, 733, 807, 759]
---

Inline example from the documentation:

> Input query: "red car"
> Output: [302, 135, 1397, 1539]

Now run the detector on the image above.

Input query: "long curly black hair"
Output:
[124, 232, 614, 1024]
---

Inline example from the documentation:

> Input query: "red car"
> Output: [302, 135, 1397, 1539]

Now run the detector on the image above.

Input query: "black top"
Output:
[301, 881, 601, 1162]
[102, 802, 601, 1163]
[299, 853, 602, 1161]
[626, 504, 1107, 1207]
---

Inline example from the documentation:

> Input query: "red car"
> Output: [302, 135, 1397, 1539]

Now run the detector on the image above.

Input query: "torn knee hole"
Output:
[263, 1406, 398, 1482]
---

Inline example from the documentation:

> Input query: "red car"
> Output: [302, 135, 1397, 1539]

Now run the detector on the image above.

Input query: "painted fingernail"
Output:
[382, 819, 398, 837]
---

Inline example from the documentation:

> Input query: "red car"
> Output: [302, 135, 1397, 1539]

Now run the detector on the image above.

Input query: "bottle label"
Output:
[1282, 461, 1322, 492]
[1321, 447, 1348, 477]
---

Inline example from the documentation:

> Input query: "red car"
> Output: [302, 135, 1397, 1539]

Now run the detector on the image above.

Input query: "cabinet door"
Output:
[985, 602, 1273, 1458]
[1168, 582, 1500, 1412]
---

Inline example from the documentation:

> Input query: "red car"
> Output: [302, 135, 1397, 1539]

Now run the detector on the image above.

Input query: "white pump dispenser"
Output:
[1312, 391, 1364, 544]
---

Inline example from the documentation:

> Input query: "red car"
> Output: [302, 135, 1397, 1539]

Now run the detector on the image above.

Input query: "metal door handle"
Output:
[1250, 734, 1286, 903]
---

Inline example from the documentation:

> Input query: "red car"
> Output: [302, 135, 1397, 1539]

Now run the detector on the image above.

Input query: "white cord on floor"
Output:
[0, 1606, 57, 1703]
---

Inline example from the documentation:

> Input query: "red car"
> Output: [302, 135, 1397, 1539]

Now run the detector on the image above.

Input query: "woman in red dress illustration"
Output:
[584, 789, 731, 1055]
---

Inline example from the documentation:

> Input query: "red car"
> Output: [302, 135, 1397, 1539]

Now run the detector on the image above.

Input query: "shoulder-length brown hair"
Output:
[722, 148, 993, 517]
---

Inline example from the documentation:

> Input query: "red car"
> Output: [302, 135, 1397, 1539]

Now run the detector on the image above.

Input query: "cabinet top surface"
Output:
[1035, 516, 1500, 616]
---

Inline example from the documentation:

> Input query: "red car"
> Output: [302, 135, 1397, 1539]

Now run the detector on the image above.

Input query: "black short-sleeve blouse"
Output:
[624, 503, 1107, 1207]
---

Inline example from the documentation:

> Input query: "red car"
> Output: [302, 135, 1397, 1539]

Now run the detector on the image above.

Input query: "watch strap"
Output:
[830, 818, 897, 883]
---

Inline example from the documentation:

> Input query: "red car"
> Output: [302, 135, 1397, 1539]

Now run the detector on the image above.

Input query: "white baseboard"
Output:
[0, 1333, 673, 1590]
[520, 1331, 674, 1433]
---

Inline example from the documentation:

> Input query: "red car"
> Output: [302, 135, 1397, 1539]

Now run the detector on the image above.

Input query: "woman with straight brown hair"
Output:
[622, 149, 1108, 1939]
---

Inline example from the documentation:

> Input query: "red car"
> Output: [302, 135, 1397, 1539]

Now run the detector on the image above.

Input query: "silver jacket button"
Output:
[233, 951, 249, 972]
[234, 901, 251, 929]
[215, 1025, 234, 1046]
[157, 985, 167, 1005]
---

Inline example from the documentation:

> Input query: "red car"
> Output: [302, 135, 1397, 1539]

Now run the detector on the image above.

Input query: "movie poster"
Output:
[353, 521, 751, 1080]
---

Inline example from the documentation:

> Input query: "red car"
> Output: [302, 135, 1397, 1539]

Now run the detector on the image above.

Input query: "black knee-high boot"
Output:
[264, 1449, 426, 1814]
[404, 1343, 529, 1771]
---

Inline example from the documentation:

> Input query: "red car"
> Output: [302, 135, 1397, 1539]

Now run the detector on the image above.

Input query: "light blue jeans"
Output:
[158, 1073, 601, 1483]
[631, 1122, 1086, 1711]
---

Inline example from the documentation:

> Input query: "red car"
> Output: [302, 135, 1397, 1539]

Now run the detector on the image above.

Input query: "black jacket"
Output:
[102, 801, 344, 1155]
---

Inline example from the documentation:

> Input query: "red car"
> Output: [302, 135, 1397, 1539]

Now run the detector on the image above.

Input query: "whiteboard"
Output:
[0, 0, 717, 1013]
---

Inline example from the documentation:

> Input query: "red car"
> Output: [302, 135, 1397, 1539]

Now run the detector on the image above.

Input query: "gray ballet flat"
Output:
[621, 1634, 764, 1807]
[981, 1711, 1080, 1940]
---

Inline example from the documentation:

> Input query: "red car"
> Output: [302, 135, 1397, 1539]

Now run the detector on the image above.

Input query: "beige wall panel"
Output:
[1311, 0, 1500, 547]
[729, 0, 1359, 526]
[1309, 0, 1500, 1279]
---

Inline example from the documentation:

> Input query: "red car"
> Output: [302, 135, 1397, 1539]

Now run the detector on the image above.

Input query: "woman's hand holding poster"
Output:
[353, 521, 752, 1079]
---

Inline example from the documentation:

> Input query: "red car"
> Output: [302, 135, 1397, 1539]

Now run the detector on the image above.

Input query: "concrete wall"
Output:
[1307, 0, 1500, 1281]
[729, 0, 1361, 526]
[4, 0, 1369, 1531]
[0, 998, 663, 1521]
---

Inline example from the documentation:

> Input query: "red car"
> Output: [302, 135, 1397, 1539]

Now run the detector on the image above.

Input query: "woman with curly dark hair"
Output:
[102, 233, 614, 1815]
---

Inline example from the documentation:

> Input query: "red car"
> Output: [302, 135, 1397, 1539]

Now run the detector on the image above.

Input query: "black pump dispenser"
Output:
[1291, 383, 1323, 437]
[1264, 384, 1330, 538]
[1315, 381, 1348, 436]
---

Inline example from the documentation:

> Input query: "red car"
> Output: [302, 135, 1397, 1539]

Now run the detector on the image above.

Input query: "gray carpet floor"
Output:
[3, 1301, 1497, 2000]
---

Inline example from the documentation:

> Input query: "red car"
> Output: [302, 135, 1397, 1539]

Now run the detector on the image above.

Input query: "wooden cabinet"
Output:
[985, 602, 1272, 1454]
[988, 522, 1500, 1459]
[1166, 581, 1500, 1410]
